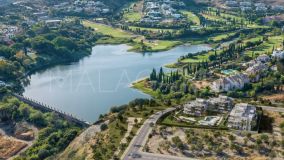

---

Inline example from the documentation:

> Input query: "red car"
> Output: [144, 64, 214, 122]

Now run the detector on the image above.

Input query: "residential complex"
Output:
[227, 103, 258, 131]
[141, 0, 185, 23]
[183, 96, 259, 131]
[225, 0, 283, 13]
[211, 54, 270, 92]
[0, 25, 21, 45]
[183, 95, 234, 116]
[211, 73, 250, 92]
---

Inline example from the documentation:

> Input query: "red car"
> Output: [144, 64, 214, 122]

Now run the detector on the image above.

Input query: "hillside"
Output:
[210, 0, 284, 6]
[262, 0, 284, 5]
[102, 0, 136, 10]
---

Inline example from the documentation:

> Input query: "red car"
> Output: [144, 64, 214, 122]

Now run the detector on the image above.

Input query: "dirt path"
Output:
[0, 122, 38, 160]
[8, 124, 39, 159]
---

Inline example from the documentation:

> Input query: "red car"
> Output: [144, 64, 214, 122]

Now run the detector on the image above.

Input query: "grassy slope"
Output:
[83, 20, 182, 52]
[181, 10, 200, 26]
[245, 35, 284, 57]
[83, 21, 134, 38]
[123, 12, 142, 22]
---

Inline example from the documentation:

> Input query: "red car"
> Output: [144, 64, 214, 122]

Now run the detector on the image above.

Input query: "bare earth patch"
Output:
[193, 80, 211, 89]
[262, 92, 284, 102]
[0, 135, 27, 159]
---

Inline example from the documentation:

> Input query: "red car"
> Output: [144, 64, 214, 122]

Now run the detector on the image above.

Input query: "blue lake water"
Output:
[23, 44, 211, 122]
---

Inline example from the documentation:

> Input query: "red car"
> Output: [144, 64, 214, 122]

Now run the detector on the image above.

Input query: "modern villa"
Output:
[227, 103, 258, 131]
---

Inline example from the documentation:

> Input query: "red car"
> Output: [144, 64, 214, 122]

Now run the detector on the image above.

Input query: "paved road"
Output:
[260, 105, 284, 113]
[122, 105, 284, 160]
[121, 108, 192, 160]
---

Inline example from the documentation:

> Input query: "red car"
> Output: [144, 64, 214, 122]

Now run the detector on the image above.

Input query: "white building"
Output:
[228, 103, 258, 131]
[45, 20, 62, 28]
[0, 81, 6, 86]
[245, 62, 268, 82]
[183, 95, 234, 116]
[208, 95, 234, 113]
[272, 49, 284, 60]
[183, 98, 208, 116]
[211, 73, 250, 92]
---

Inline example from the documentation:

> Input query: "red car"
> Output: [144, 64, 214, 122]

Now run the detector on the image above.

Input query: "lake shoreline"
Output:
[22, 44, 211, 122]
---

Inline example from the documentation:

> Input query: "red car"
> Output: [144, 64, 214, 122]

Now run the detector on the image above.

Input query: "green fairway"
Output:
[83, 20, 134, 38]
[123, 12, 142, 22]
[245, 35, 284, 57]
[129, 26, 174, 32]
[209, 32, 237, 42]
[182, 10, 200, 25]
[148, 40, 182, 50]
[133, 38, 182, 51]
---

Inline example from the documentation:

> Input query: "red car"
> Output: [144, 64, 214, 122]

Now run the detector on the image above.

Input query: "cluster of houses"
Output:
[68, 0, 111, 15]
[183, 95, 234, 116]
[225, 0, 284, 13]
[15, 0, 111, 20]
[183, 96, 258, 131]
[0, 25, 21, 45]
[211, 54, 270, 93]
[42, 0, 111, 16]
[141, 0, 185, 23]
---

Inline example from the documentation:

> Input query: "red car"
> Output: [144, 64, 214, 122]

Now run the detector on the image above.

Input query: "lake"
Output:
[23, 44, 211, 122]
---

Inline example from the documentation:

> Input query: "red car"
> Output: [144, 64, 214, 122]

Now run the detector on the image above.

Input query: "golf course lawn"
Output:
[83, 20, 134, 38]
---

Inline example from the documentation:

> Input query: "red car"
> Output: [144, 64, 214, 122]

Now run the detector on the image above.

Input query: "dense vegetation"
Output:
[0, 19, 102, 92]
[0, 96, 81, 160]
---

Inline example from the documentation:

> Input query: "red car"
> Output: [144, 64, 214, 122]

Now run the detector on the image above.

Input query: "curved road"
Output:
[121, 107, 192, 160]
[121, 105, 284, 160]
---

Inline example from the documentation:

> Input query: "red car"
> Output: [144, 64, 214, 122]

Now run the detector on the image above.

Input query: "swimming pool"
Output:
[221, 69, 238, 75]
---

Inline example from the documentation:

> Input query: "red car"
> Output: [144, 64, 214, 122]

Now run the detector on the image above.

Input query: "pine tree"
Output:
[158, 67, 164, 82]
[150, 68, 157, 81]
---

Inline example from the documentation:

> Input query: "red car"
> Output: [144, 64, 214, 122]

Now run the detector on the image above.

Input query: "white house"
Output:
[272, 49, 284, 60]
[45, 20, 62, 28]
[228, 103, 258, 131]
